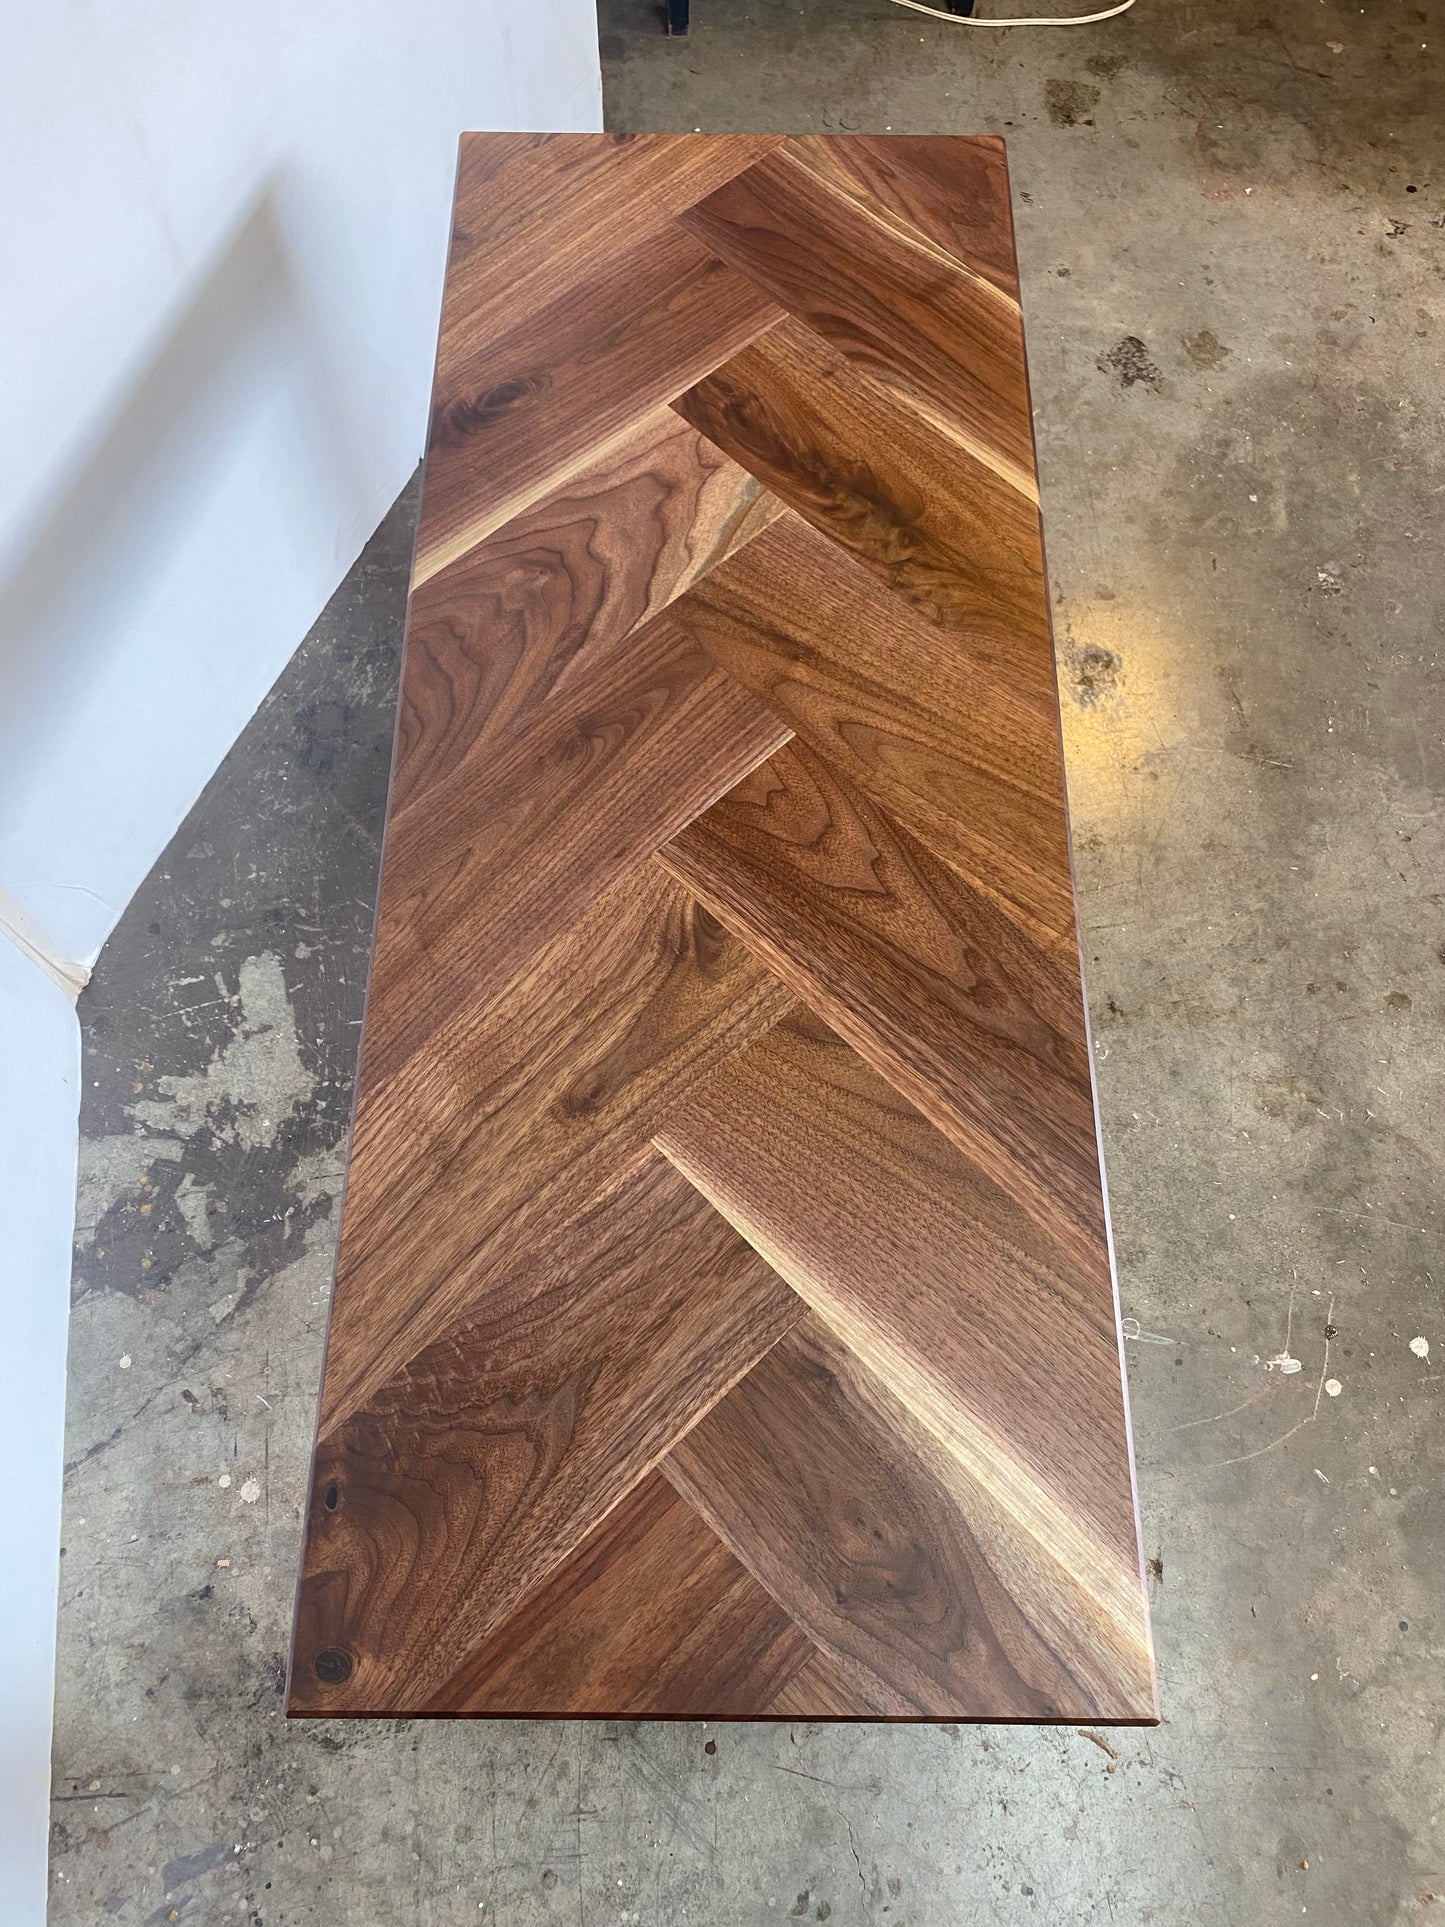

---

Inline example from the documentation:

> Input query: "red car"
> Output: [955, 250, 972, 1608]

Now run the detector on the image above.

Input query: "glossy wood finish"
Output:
[359, 604, 790, 1091]
[658, 512, 1075, 946]
[290, 135, 1155, 1724]
[780, 135, 1021, 300]
[418, 223, 783, 587]
[437, 135, 785, 365]
[300, 1158, 801, 1712]
[656, 737, 1105, 1275]
[678, 144, 1037, 500]
[654, 1011, 1145, 1608]
[672, 319, 1051, 707]
[320, 868, 794, 1432]
[396, 407, 781, 808]
[428, 1473, 814, 1717]
[663, 1316, 1120, 1718]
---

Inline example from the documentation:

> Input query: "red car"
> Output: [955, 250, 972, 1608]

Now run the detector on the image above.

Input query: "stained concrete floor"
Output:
[51, 3, 1443, 1922]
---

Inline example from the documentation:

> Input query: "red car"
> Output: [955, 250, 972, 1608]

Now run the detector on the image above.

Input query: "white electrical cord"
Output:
[887, 0, 1135, 24]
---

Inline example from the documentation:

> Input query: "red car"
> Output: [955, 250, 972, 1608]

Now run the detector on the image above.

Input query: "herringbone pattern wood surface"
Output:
[288, 133, 1156, 1723]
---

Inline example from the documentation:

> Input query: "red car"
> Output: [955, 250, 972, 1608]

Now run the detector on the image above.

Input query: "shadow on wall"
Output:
[0, 184, 372, 876]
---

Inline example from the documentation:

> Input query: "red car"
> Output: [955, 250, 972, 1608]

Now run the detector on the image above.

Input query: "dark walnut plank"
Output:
[767, 1648, 879, 1719]
[673, 318, 1053, 714]
[678, 146, 1036, 502]
[417, 219, 784, 587]
[291, 1161, 803, 1715]
[438, 134, 785, 377]
[657, 737, 1105, 1275]
[781, 135, 1021, 300]
[662, 511, 1076, 948]
[395, 407, 782, 812]
[320, 868, 795, 1433]
[664, 1317, 1146, 1720]
[362, 608, 791, 1093]
[425, 1472, 815, 1718]
[652, 1007, 1151, 1664]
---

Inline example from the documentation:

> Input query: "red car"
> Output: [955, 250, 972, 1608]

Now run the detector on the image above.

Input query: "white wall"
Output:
[0, 948, 81, 1927]
[0, 7, 602, 1918]
[1, 1, 602, 967]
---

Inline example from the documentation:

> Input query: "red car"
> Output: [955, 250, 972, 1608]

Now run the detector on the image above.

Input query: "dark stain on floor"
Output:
[1097, 335, 1164, 392]
[1181, 328, 1231, 371]
[1045, 78, 1100, 128]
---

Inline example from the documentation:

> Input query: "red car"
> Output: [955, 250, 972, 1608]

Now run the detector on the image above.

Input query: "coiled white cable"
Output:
[887, 0, 1136, 25]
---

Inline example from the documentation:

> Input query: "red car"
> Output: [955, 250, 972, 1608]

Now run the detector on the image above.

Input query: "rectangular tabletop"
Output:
[288, 133, 1156, 1723]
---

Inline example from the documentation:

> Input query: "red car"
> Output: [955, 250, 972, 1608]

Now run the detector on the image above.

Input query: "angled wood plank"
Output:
[426, 1472, 816, 1718]
[656, 737, 1104, 1272]
[362, 605, 791, 1091]
[678, 145, 1036, 501]
[766, 1648, 880, 1720]
[293, 1159, 803, 1714]
[779, 134, 1021, 299]
[664, 1317, 1153, 1719]
[439, 134, 786, 371]
[396, 408, 782, 811]
[672, 318, 1052, 711]
[661, 512, 1076, 946]
[417, 218, 784, 586]
[319, 869, 795, 1433]
[652, 1008, 1148, 1643]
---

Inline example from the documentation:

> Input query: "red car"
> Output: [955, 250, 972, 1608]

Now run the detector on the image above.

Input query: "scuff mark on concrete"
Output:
[75, 1137, 183, 1249]
[128, 953, 309, 1151]
[172, 1172, 215, 1252]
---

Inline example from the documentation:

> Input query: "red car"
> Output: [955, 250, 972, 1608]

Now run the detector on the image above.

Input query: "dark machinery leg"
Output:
[666, 0, 688, 32]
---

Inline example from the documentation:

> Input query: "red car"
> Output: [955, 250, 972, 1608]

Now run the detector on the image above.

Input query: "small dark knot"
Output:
[314, 1648, 352, 1684]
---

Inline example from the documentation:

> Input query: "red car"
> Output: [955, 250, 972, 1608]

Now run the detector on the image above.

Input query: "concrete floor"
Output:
[50, 4, 1443, 1922]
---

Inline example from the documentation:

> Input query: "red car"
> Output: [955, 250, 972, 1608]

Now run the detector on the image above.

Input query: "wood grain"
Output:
[672, 318, 1052, 711]
[665, 1317, 1145, 1719]
[653, 1008, 1146, 1621]
[663, 512, 1077, 946]
[657, 736, 1105, 1272]
[678, 146, 1036, 500]
[766, 1648, 879, 1720]
[396, 407, 782, 811]
[417, 219, 783, 586]
[428, 1472, 815, 1718]
[294, 1159, 801, 1714]
[781, 135, 1021, 300]
[319, 867, 794, 1433]
[439, 135, 785, 372]
[360, 604, 790, 1092]
[291, 135, 1153, 1725]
